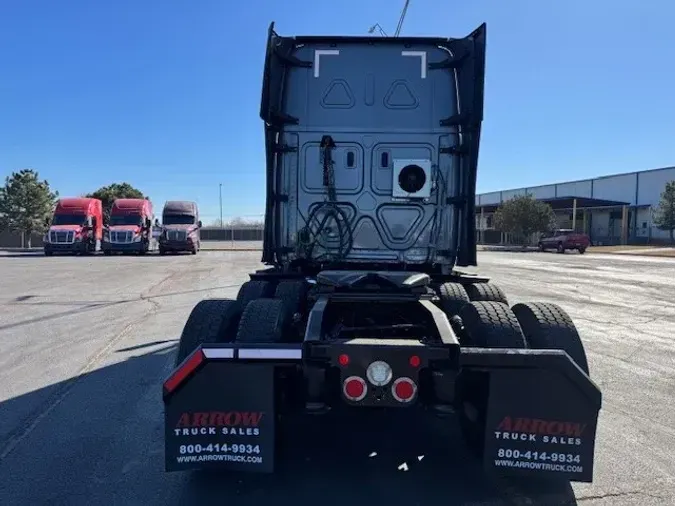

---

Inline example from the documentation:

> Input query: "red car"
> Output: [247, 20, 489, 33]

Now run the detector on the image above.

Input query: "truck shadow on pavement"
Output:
[0, 345, 578, 506]
[182, 412, 579, 506]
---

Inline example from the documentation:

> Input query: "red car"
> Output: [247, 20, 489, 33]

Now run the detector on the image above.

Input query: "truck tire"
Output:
[236, 280, 275, 307]
[458, 301, 526, 348]
[464, 282, 508, 305]
[456, 301, 526, 456]
[274, 280, 308, 317]
[512, 302, 590, 375]
[235, 298, 289, 343]
[436, 282, 470, 317]
[456, 301, 527, 455]
[175, 299, 243, 366]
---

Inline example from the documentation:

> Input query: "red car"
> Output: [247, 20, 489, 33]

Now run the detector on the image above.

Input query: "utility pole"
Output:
[219, 183, 223, 228]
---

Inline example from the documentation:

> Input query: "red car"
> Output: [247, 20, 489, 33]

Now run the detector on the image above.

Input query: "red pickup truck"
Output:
[538, 229, 590, 254]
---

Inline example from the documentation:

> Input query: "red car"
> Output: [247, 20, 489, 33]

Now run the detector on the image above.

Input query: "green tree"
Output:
[493, 194, 557, 245]
[0, 169, 59, 247]
[652, 180, 675, 244]
[86, 182, 145, 225]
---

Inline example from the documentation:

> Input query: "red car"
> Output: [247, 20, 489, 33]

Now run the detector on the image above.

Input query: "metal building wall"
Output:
[557, 180, 593, 198]
[477, 166, 675, 244]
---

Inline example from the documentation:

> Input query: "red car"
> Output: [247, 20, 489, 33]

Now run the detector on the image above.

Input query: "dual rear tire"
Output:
[433, 282, 590, 455]
[235, 279, 307, 343]
[175, 279, 309, 364]
[435, 282, 587, 373]
[435, 281, 508, 319]
[455, 298, 590, 455]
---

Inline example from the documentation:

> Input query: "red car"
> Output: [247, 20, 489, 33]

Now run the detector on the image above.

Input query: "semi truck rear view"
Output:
[44, 198, 103, 256]
[103, 198, 157, 255]
[158, 201, 202, 255]
[163, 22, 602, 485]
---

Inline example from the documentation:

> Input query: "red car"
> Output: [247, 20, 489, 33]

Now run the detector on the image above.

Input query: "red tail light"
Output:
[343, 376, 367, 402]
[391, 377, 417, 403]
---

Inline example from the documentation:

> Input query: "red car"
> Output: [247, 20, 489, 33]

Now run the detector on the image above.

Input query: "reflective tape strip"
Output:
[202, 348, 235, 359]
[238, 348, 302, 360]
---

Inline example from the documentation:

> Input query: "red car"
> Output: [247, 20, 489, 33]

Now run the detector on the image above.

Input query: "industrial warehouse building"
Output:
[476, 165, 675, 245]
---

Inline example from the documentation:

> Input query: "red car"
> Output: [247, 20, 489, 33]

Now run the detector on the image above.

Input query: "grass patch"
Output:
[587, 245, 675, 257]
[622, 248, 675, 257]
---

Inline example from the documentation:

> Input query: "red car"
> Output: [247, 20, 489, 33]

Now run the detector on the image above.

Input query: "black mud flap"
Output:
[163, 344, 301, 473]
[461, 349, 602, 483]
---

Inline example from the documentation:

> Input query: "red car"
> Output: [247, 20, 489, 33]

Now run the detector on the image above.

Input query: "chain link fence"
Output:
[198, 214, 264, 250]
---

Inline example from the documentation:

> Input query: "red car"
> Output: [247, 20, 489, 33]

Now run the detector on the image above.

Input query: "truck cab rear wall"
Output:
[260, 23, 486, 268]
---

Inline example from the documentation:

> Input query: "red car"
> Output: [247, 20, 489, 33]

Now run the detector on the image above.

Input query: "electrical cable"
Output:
[297, 136, 354, 263]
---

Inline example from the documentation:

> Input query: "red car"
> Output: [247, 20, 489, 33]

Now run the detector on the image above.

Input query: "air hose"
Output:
[298, 135, 354, 262]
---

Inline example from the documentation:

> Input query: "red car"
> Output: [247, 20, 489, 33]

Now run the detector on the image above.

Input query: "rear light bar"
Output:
[163, 345, 302, 395]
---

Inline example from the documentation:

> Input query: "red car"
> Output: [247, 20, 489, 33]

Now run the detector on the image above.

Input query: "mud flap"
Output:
[164, 359, 276, 473]
[461, 349, 601, 483]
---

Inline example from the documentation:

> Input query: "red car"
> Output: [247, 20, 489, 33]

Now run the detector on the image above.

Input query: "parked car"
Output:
[538, 229, 590, 254]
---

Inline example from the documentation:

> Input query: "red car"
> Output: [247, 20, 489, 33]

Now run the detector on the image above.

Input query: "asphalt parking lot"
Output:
[0, 250, 673, 506]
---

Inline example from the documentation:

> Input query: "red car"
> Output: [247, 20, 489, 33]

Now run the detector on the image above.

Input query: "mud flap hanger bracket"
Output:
[460, 347, 602, 407]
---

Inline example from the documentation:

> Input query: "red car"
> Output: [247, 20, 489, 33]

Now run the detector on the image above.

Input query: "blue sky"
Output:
[1, 0, 674, 223]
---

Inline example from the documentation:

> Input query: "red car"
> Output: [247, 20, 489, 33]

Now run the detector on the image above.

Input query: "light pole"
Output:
[219, 183, 223, 228]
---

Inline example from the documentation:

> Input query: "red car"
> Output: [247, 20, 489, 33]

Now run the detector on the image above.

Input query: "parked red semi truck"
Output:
[44, 198, 103, 256]
[102, 198, 157, 255]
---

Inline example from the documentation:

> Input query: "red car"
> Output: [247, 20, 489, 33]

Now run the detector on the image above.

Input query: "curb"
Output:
[477, 246, 539, 252]
[199, 248, 262, 252]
